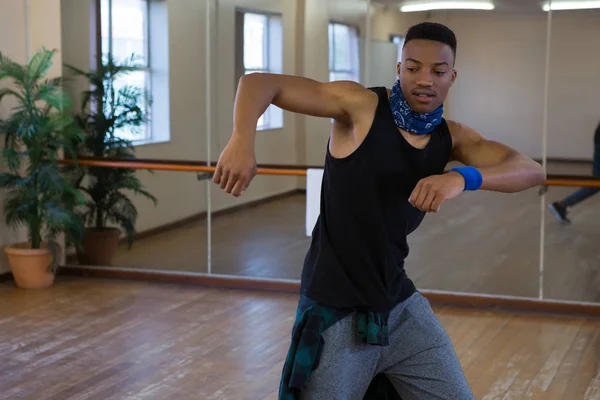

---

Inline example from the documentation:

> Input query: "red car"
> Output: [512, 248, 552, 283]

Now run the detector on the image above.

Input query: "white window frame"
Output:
[101, 0, 169, 145]
[328, 22, 360, 83]
[237, 9, 284, 131]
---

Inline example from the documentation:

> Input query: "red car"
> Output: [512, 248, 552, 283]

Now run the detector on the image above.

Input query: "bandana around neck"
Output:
[389, 79, 444, 135]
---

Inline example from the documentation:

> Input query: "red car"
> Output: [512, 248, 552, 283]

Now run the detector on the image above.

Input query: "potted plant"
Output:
[65, 54, 156, 266]
[0, 48, 84, 288]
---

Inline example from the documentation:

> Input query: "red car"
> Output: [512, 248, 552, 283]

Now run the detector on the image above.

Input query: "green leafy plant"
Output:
[0, 48, 84, 267]
[65, 54, 156, 247]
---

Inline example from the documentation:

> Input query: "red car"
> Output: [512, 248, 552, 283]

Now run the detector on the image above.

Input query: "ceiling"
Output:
[327, 0, 599, 18]
[371, 0, 551, 13]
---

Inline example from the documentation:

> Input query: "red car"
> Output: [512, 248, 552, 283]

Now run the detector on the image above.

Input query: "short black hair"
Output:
[403, 22, 457, 59]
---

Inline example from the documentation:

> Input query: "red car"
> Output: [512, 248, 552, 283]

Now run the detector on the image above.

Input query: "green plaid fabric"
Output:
[278, 295, 401, 399]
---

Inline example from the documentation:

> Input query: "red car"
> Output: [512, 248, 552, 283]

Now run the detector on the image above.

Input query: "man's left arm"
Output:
[448, 120, 546, 193]
[408, 121, 546, 213]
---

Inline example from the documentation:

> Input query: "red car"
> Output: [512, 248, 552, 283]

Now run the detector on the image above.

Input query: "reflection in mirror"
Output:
[367, 1, 548, 297]
[103, 172, 209, 274]
[61, 0, 209, 273]
[210, 175, 309, 280]
[65, 170, 209, 274]
[543, 4, 600, 302]
[209, 0, 367, 280]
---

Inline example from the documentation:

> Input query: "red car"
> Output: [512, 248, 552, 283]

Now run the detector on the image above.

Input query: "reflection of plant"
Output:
[0, 48, 84, 266]
[65, 54, 156, 247]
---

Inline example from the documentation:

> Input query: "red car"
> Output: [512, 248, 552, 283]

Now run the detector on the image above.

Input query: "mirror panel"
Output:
[366, 1, 548, 297]
[208, 0, 368, 281]
[543, 4, 600, 302]
[60, 0, 209, 273]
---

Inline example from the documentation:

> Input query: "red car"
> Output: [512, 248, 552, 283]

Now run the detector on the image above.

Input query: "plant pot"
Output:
[77, 228, 121, 266]
[4, 242, 55, 289]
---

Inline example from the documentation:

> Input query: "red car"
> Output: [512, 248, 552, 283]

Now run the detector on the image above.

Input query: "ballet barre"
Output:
[58, 157, 600, 188]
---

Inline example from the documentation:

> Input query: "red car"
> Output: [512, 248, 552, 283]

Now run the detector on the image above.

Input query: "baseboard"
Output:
[59, 266, 300, 293]
[58, 266, 600, 318]
[421, 289, 600, 318]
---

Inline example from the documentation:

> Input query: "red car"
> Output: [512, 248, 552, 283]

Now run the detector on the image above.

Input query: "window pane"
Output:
[100, 0, 149, 141]
[102, 0, 147, 63]
[392, 35, 405, 63]
[329, 71, 355, 82]
[328, 24, 334, 70]
[333, 24, 352, 71]
[244, 13, 267, 70]
[268, 15, 283, 74]
[112, 70, 149, 140]
[101, 0, 110, 59]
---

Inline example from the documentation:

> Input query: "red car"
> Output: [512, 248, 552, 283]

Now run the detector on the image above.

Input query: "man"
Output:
[548, 120, 600, 224]
[213, 22, 546, 399]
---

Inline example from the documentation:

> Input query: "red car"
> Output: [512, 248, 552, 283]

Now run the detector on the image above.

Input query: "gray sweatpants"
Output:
[300, 292, 475, 400]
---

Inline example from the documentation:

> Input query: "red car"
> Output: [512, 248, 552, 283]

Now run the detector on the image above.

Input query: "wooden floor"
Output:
[111, 193, 310, 280]
[2, 278, 600, 399]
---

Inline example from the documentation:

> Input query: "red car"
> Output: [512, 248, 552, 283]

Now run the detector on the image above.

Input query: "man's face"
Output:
[397, 39, 457, 114]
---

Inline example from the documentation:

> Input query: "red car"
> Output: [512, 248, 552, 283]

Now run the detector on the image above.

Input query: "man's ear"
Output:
[396, 62, 402, 76]
[450, 69, 458, 86]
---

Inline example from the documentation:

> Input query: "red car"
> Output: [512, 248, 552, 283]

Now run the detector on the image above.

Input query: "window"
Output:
[328, 23, 360, 83]
[237, 11, 283, 131]
[100, 0, 169, 144]
[391, 34, 405, 63]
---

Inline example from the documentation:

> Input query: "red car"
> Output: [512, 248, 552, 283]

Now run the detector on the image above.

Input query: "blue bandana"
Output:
[389, 79, 444, 135]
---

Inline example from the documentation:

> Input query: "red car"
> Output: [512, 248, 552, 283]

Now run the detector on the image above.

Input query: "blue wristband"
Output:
[450, 166, 482, 191]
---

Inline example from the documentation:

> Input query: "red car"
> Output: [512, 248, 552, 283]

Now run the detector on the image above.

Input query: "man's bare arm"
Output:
[214, 73, 373, 196]
[448, 121, 546, 192]
[233, 72, 369, 135]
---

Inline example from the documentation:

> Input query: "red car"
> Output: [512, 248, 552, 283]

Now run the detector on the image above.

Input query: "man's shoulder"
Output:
[445, 120, 481, 138]
[342, 85, 381, 121]
[444, 120, 485, 150]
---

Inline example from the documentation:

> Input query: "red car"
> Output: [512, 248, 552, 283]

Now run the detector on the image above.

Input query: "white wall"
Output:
[545, 11, 600, 160]
[0, 0, 63, 274]
[431, 11, 547, 159]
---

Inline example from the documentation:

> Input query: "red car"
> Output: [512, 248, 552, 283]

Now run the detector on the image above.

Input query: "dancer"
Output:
[548, 120, 600, 224]
[213, 22, 546, 399]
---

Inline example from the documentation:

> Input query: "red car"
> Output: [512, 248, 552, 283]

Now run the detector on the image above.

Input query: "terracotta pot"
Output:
[77, 228, 121, 266]
[4, 242, 55, 289]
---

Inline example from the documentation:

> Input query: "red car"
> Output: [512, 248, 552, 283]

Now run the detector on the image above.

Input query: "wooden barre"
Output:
[59, 159, 307, 176]
[59, 159, 600, 187]
[543, 178, 600, 188]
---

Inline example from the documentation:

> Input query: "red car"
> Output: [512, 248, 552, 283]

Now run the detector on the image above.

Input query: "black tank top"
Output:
[300, 86, 453, 312]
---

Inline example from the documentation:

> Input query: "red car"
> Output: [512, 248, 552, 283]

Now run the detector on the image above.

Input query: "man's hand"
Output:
[409, 172, 465, 213]
[213, 134, 257, 197]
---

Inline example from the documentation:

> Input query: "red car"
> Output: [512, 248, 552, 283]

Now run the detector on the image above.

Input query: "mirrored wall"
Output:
[60, 0, 209, 274]
[542, 3, 600, 303]
[56, 0, 600, 305]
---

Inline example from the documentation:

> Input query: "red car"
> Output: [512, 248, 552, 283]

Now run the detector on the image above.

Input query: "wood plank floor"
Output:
[2, 278, 600, 399]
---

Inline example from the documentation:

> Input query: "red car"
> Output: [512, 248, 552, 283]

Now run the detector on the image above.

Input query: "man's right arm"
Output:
[213, 73, 373, 196]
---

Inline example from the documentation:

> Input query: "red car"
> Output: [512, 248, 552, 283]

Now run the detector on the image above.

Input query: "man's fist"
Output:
[409, 171, 465, 213]
[213, 134, 257, 197]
